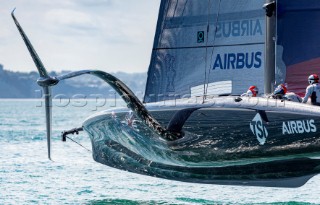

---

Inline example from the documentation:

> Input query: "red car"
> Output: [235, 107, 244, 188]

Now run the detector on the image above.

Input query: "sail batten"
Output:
[153, 42, 266, 51]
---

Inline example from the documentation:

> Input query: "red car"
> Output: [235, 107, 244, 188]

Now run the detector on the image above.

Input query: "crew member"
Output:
[241, 85, 259, 97]
[302, 74, 320, 105]
[272, 83, 287, 99]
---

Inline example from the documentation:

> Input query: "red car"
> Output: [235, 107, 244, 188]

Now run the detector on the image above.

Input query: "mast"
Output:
[263, 0, 276, 94]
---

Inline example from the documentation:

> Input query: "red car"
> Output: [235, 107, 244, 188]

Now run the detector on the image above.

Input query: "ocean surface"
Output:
[1, 100, 320, 205]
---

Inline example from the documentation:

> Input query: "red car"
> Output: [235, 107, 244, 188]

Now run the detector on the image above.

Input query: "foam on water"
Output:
[1, 100, 320, 204]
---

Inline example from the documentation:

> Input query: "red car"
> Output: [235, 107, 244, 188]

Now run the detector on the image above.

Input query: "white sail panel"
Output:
[208, 44, 264, 95]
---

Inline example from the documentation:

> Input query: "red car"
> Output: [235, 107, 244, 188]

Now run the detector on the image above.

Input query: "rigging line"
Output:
[157, 2, 194, 48]
[203, 0, 212, 103]
[144, 1, 170, 103]
[173, 0, 179, 18]
[149, 0, 171, 102]
[158, 0, 171, 50]
[158, 0, 180, 47]
[66, 136, 92, 152]
[179, 0, 189, 32]
[205, 0, 222, 98]
[181, 0, 189, 20]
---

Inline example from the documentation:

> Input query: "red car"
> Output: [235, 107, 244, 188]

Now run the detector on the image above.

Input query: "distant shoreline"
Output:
[0, 65, 146, 98]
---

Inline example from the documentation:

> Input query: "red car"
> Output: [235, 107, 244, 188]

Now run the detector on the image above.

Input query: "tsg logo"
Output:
[250, 113, 268, 145]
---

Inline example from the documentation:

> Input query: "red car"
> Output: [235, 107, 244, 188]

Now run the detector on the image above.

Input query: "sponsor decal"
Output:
[282, 119, 316, 135]
[212, 51, 262, 70]
[216, 19, 263, 38]
[250, 113, 268, 145]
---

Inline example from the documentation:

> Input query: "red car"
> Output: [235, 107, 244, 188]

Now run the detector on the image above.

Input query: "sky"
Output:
[0, 0, 161, 73]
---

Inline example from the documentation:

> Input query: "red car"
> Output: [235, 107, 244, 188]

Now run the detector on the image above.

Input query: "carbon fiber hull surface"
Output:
[83, 98, 320, 187]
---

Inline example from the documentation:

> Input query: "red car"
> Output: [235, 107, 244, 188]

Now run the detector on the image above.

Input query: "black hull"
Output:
[155, 108, 320, 161]
[84, 105, 320, 187]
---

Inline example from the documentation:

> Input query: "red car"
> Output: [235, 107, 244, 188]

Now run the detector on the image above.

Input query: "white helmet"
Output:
[308, 74, 319, 85]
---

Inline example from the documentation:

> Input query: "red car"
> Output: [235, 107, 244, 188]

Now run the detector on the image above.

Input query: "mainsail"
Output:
[144, 0, 266, 103]
[276, 0, 320, 96]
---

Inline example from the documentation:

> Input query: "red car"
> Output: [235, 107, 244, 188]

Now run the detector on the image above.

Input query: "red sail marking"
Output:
[286, 57, 320, 96]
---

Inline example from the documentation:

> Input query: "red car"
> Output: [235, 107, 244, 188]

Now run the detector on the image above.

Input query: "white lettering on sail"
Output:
[216, 19, 263, 38]
[282, 120, 316, 135]
[212, 52, 262, 70]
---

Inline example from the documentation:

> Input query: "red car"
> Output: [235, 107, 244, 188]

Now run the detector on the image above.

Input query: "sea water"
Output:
[0, 100, 320, 205]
